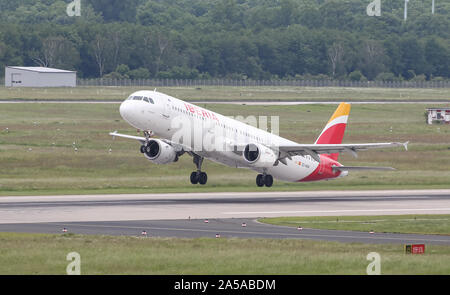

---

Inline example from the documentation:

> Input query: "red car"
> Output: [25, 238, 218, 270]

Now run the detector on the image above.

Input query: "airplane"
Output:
[110, 90, 408, 187]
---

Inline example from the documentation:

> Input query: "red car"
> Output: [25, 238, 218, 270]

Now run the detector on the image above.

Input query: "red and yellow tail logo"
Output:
[315, 103, 351, 160]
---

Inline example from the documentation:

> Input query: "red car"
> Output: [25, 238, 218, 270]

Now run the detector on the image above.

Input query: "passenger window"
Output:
[143, 97, 149, 103]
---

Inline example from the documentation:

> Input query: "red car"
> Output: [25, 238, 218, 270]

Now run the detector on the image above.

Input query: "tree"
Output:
[279, 0, 298, 27]
[91, 35, 107, 77]
[31, 36, 77, 69]
[156, 32, 170, 75]
[424, 38, 449, 78]
[32, 36, 62, 67]
[128, 67, 150, 79]
[210, 0, 242, 27]
[348, 70, 366, 81]
[360, 40, 386, 80]
[328, 42, 344, 77]
[85, 0, 139, 22]
[397, 36, 426, 79]
[0, 0, 449, 80]
[110, 30, 121, 70]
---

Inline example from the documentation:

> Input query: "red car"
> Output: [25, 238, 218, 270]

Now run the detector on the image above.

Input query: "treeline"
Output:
[0, 0, 448, 81]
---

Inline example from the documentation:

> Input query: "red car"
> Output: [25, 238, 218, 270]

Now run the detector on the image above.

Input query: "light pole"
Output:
[432, 0, 435, 14]
[404, 0, 409, 21]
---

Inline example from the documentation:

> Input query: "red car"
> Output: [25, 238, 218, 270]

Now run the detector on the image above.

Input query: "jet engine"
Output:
[141, 139, 177, 164]
[243, 143, 277, 168]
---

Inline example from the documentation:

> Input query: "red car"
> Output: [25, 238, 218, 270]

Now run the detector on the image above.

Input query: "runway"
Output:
[1, 189, 450, 244]
[1, 190, 450, 223]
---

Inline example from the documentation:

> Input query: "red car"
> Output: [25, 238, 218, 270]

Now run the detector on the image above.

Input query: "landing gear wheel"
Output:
[190, 172, 199, 184]
[190, 155, 207, 185]
[140, 145, 145, 153]
[198, 172, 207, 185]
[256, 174, 273, 187]
[256, 174, 264, 187]
[264, 175, 273, 187]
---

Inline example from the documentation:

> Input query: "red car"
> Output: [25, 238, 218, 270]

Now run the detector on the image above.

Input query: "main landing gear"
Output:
[190, 155, 207, 185]
[256, 173, 273, 187]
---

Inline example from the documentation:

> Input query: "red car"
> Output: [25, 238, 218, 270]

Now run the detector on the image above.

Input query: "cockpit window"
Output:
[127, 96, 133, 100]
[128, 95, 154, 103]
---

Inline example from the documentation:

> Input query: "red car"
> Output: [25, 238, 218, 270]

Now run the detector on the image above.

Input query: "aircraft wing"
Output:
[275, 142, 408, 163]
[109, 131, 146, 144]
[109, 131, 190, 153]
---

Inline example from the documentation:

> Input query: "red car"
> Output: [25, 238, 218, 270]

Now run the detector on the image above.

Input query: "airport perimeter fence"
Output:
[1, 77, 450, 88]
[76, 78, 450, 88]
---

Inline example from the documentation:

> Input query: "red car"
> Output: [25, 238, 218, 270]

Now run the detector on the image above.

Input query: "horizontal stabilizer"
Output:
[333, 166, 396, 172]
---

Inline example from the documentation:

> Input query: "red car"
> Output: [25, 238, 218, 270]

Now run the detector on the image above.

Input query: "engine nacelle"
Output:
[243, 143, 277, 168]
[142, 139, 177, 164]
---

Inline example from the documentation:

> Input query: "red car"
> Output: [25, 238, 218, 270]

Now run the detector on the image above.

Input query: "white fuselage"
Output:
[119, 90, 322, 182]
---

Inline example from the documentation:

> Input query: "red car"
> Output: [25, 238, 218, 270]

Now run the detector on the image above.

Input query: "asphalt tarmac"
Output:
[1, 190, 449, 245]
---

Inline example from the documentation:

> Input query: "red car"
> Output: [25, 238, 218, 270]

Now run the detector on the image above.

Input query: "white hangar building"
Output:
[5, 66, 76, 87]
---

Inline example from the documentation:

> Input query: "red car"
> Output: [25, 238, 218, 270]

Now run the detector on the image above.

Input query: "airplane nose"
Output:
[119, 100, 131, 121]
[119, 99, 143, 129]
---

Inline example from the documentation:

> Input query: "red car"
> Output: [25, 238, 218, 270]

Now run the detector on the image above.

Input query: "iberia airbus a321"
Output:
[110, 90, 408, 187]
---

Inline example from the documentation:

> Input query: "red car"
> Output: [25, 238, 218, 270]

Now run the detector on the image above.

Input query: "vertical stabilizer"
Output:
[315, 103, 351, 160]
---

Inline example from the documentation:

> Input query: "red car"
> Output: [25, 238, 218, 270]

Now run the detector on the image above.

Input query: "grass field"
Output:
[260, 215, 450, 236]
[1, 90, 450, 275]
[0, 102, 449, 195]
[0, 232, 449, 275]
[0, 85, 449, 102]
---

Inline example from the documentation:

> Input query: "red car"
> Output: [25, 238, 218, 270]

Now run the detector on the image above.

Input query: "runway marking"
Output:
[224, 208, 450, 215]
[43, 222, 450, 244]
